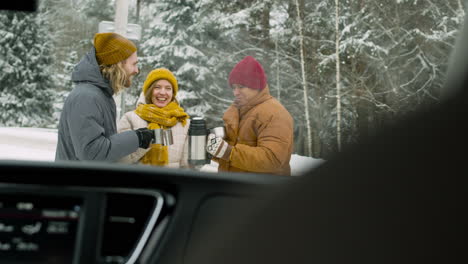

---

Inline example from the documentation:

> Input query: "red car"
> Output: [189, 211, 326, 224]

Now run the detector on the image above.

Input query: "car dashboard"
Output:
[0, 160, 290, 264]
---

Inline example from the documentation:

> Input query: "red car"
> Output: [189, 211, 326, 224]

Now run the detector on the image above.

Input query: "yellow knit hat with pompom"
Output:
[142, 68, 179, 97]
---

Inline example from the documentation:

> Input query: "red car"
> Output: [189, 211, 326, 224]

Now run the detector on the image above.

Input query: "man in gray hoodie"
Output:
[55, 33, 154, 161]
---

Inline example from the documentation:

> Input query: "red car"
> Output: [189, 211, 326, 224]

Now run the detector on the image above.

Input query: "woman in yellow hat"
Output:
[117, 68, 190, 168]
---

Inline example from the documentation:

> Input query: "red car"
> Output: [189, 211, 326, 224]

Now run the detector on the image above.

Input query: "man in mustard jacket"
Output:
[206, 56, 294, 176]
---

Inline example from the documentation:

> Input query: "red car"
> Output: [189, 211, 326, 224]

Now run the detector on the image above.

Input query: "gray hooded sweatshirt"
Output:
[55, 47, 139, 161]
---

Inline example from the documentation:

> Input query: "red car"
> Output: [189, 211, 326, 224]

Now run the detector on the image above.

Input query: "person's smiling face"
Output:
[151, 79, 173, 108]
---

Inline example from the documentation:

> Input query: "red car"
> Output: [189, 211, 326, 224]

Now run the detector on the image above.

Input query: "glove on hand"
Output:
[206, 133, 232, 160]
[135, 128, 154, 149]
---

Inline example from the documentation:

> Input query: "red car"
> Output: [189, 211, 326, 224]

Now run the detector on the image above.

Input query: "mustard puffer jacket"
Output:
[217, 85, 294, 176]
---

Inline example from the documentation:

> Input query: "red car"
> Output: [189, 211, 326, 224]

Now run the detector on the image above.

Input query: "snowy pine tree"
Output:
[0, 10, 55, 127]
[195, 0, 282, 126]
[137, 0, 212, 120]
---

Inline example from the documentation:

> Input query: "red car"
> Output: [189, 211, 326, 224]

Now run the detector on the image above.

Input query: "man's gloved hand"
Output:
[135, 128, 154, 149]
[206, 133, 232, 160]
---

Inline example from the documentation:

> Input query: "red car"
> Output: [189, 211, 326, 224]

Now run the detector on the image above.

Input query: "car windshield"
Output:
[0, 0, 465, 175]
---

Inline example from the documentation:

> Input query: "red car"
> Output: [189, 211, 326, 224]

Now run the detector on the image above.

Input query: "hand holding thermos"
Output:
[188, 117, 230, 168]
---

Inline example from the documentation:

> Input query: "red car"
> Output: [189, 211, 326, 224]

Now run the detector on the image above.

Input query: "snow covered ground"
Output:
[0, 127, 325, 176]
[200, 153, 324, 176]
[0, 127, 58, 161]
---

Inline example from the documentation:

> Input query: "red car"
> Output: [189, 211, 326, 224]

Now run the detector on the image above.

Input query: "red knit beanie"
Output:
[228, 56, 267, 90]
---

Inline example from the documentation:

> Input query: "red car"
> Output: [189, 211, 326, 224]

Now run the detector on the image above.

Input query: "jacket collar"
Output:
[237, 85, 272, 118]
[222, 85, 273, 140]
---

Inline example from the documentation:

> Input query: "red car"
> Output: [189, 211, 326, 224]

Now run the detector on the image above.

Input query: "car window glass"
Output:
[0, 0, 465, 175]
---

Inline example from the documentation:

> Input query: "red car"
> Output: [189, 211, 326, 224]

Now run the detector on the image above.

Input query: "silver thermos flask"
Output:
[188, 117, 210, 168]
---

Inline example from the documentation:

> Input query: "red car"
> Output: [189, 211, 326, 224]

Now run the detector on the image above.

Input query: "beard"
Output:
[124, 73, 134, 88]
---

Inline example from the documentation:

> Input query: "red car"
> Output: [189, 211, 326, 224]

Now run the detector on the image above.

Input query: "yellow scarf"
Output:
[134, 102, 189, 166]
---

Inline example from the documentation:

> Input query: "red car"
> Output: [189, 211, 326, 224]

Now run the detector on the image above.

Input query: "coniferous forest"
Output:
[0, 0, 465, 158]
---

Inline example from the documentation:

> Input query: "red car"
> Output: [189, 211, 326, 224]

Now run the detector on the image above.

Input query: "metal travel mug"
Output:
[152, 128, 173, 146]
[188, 117, 209, 167]
[210, 126, 226, 139]
[162, 128, 173, 146]
[153, 129, 163, 145]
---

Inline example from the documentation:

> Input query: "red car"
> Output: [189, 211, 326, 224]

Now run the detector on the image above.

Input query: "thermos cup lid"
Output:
[189, 117, 207, 136]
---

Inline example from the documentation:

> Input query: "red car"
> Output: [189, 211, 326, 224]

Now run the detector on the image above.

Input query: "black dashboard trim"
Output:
[0, 183, 165, 264]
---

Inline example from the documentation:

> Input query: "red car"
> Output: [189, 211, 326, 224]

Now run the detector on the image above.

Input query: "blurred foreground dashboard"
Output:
[0, 160, 288, 264]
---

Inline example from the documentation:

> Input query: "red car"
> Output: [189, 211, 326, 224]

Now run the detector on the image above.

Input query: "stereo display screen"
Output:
[0, 194, 82, 263]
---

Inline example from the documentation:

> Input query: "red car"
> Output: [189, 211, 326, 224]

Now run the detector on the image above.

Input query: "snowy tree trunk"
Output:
[458, 0, 465, 17]
[275, 35, 281, 101]
[114, 0, 129, 121]
[295, 0, 312, 156]
[136, 0, 141, 23]
[335, 0, 342, 152]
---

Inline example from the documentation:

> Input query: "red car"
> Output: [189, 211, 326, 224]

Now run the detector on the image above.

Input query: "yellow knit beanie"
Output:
[94, 32, 137, 65]
[142, 68, 179, 97]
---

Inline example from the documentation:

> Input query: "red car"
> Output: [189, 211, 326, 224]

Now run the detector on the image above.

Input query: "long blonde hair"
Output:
[100, 61, 128, 94]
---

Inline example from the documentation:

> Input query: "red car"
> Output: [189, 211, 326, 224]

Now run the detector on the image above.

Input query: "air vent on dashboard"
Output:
[99, 191, 163, 264]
